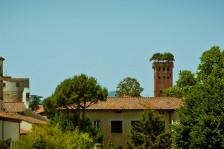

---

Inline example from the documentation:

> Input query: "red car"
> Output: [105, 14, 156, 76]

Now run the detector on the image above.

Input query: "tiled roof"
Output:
[4, 102, 27, 112]
[63, 97, 182, 110]
[0, 110, 46, 124]
[10, 113, 47, 124]
[0, 110, 21, 121]
[36, 105, 44, 114]
[20, 129, 27, 135]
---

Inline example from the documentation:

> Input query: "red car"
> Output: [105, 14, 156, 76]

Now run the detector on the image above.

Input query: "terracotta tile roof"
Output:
[9, 113, 47, 124]
[20, 129, 27, 135]
[63, 97, 182, 110]
[36, 105, 44, 114]
[4, 102, 27, 112]
[0, 110, 46, 124]
[0, 110, 21, 121]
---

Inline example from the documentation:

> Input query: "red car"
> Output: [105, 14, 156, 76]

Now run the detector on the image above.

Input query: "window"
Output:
[111, 121, 122, 133]
[163, 67, 165, 71]
[3, 83, 5, 87]
[159, 110, 164, 114]
[167, 67, 170, 71]
[16, 83, 20, 87]
[160, 90, 163, 94]
[158, 76, 161, 80]
[131, 121, 140, 127]
[167, 76, 170, 79]
[94, 120, 101, 129]
[158, 67, 161, 71]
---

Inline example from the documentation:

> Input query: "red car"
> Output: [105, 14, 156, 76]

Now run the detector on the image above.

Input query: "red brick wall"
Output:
[152, 62, 173, 97]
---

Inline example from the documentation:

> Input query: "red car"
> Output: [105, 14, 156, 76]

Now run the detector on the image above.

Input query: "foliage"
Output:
[116, 77, 143, 97]
[29, 95, 43, 111]
[163, 70, 196, 98]
[155, 131, 172, 149]
[15, 123, 95, 149]
[51, 74, 108, 131]
[42, 96, 56, 119]
[51, 111, 104, 144]
[102, 141, 122, 149]
[0, 138, 11, 149]
[172, 46, 224, 148]
[127, 109, 170, 149]
[150, 52, 175, 62]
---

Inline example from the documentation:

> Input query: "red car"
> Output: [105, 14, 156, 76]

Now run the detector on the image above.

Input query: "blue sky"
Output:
[1, 0, 224, 98]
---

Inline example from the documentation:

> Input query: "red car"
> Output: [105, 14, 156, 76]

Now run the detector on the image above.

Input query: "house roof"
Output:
[36, 105, 44, 114]
[20, 129, 27, 135]
[4, 102, 27, 113]
[63, 96, 182, 111]
[0, 110, 21, 121]
[10, 113, 47, 124]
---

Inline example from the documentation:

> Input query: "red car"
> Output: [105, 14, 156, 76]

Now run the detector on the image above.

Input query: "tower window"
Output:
[158, 67, 161, 71]
[3, 83, 5, 87]
[167, 76, 170, 79]
[163, 67, 165, 71]
[158, 76, 161, 80]
[167, 67, 170, 71]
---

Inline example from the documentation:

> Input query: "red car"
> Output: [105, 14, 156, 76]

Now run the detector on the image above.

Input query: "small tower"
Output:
[152, 61, 173, 97]
[0, 56, 5, 109]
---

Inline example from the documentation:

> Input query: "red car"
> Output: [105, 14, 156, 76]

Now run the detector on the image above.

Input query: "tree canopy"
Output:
[171, 46, 224, 148]
[45, 74, 108, 131]
[150, 52, 175, 62]
[29, 95, 43, 111]
[163, 70, 196, 98]
[127, 109, 171, 149]
[115, 77, 143, 97]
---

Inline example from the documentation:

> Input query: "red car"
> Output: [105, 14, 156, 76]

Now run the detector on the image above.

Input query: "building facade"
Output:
[152, 62, 174, 97]
[63, 96, 181, 147]
[3, 76, 30, 107]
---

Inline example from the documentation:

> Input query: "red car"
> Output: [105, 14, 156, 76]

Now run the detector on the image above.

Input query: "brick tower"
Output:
[152, 61, 173, 97]
[0, 56, 5, 109]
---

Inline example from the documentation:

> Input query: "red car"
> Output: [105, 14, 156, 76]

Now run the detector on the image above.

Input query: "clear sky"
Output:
[1, 0, 224, 98]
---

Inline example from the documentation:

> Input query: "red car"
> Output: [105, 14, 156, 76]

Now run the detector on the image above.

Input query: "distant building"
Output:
[152, 61, 174, 97]
[3, 76, 30, 108]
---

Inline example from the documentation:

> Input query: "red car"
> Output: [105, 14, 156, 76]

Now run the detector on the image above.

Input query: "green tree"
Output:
[163, 70, 196, 98]
[115, 77, 143, 97]
[150, 52, 175, 62]
[163, 52, 175, 62]
[42, 96, 56, 119]
[172, 46, 224, 148]
[15, 123, 95, 149]
[0, 138, 11, 149]
[52, 74, 108, 131]
[150, 53, 163, 61]
[127, 109, 168, 149]
[29, 95, 43, 111]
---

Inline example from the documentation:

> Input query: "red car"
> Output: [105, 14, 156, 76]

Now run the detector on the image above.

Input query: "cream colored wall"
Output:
[20, 121, 32, 131]
[3, 121, 20, 141]
[86, 110, 142, 146]
[86, 109, 178, 147]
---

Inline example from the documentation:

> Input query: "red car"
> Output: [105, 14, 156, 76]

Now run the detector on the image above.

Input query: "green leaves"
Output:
[150, 52, 175, 62]
[172, 46, 224, 148]
[127, 109, 170, 149]
[116, 77, 143, 97]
